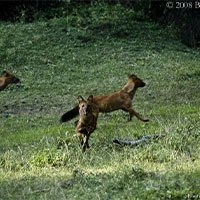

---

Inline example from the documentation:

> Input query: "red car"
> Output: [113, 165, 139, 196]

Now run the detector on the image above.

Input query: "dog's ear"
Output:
[87, 95, 93, 102]
[128, 73, 137, 78]
[78, 96, 84, 103]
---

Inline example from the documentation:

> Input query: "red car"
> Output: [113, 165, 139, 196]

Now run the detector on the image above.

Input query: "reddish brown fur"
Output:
[93, 74, 149, 122]
[61, 74, 149, 123]
[0, 71, 20, 91]
[75, 95, 99, 152]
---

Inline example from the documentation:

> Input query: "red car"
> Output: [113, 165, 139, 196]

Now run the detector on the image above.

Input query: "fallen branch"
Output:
[30, 188, 51, 194]
[113, 134, 165, 147]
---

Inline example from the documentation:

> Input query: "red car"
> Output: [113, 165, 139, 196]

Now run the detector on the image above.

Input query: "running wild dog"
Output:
[75, 95, 99, 152]
[0, 71, 20, 91]
[61, 74, 149, 123]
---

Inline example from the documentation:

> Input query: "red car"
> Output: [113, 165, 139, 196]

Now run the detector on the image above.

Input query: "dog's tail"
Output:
[60, 105, 79, 123]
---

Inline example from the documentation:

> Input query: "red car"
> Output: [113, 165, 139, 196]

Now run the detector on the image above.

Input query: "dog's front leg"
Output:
[131, 109, 149, 122]
[82, 133, 90, 152]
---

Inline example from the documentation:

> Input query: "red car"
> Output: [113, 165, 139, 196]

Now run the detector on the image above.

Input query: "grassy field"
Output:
[0, 4, 199, 200]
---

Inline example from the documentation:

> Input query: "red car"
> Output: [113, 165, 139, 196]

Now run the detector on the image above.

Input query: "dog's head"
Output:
[128, 74, 146, 88]
[78, 95, 94, 116]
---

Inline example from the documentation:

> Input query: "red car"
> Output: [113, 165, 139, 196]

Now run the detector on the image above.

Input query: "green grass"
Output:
[0, 4, 200, 200]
